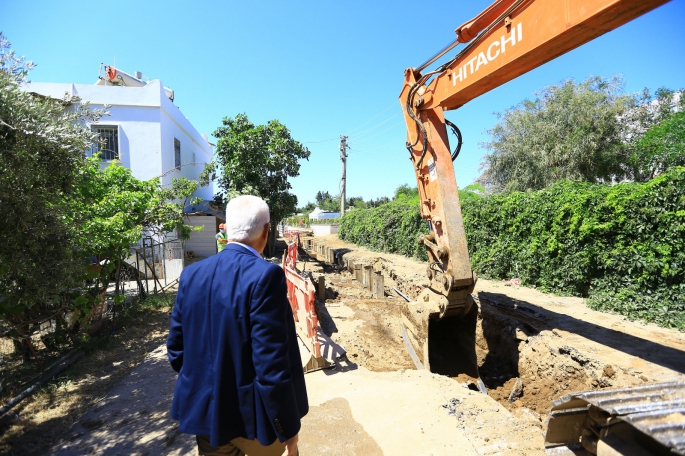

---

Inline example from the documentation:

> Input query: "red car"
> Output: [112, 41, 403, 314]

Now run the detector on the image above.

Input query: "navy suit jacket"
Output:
[167, 243, 308, 447]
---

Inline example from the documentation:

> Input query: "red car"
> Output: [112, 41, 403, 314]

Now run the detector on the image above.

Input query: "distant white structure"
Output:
[309, 207, 340, 220]
[21, 65, 214, 201]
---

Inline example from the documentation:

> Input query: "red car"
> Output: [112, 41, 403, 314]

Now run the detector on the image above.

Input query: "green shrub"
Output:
[339, 168, 685, 330]
[464, 168, 685, 329]
[339, 197, 429, 260]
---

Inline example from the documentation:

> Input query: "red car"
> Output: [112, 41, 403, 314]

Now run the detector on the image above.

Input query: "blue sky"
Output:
[2, 0, 684, 207]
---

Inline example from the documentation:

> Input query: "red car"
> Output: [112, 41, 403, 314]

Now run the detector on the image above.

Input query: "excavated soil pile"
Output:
[302, 234, 685, 427]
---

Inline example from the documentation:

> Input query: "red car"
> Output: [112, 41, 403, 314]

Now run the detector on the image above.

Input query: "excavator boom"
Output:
[399, 0, 680, 452]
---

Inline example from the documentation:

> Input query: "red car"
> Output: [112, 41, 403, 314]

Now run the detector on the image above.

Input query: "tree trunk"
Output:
[266, 223, 278, 258]
[12, 338, 31, 363]
[12, 323, 31, 363]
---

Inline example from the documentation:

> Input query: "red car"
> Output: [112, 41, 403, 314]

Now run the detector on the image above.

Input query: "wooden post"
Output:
[354, 263, 362, 282]
[317, 274, 326, 301]
[372, 271, 384, 298]
[363, 265, 372, 290]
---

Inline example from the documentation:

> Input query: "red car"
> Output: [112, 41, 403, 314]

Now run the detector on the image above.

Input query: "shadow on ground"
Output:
[49, 345, 195, 456]
[478, 291, 685, 375]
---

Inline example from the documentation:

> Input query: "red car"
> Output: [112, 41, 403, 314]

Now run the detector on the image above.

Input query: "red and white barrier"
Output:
[282, 231, 334, 373]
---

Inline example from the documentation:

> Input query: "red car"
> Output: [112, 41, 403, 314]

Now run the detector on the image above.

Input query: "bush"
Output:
[339, 169, 685, 330]
[464, 167, 685, 329]
[339, 197, 429, 260]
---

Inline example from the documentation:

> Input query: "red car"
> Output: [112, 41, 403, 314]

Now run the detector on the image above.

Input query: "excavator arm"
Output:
[399, 1, 683, 454]
[401, 0, 669, 300]
[397, 0, 671, 394]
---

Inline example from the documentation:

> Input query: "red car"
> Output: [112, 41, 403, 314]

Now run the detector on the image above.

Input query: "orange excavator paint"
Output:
[398, 0, 670, 391]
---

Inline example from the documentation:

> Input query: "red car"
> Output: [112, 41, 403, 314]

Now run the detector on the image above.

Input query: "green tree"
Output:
[211, 114, 310, 255]
[72, 159, 200, 325]
[313, 190, 340, 212]
[628, 110, 685, 180]
[367, 196, 390, 208]
[0, 34, 108, 356]
[0, 34, 203, 356]
[347, 196, 367, 209]
[393, 184, 419, 202]
[458, 183, 486, 204]
[297, 201, 316, 215]
[479, 76, 633, 192]
[315, 191, 332, 206]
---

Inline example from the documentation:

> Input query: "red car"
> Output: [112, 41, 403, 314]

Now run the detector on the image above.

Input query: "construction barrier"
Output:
[282, 231, 334, 373]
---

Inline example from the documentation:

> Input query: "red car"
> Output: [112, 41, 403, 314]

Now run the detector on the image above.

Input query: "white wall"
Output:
[158, 81, 214, 200]
[311, 224, 340, 236]
[22, 80, 214, 201]
[185, 216, 218, 258]
[89, 105, 163, 179]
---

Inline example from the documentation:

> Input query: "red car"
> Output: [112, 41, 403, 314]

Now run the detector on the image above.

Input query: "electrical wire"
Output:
[346, 110, 403, 140]
[303, 138, 339, 144]
[347, 137, 404, 151]
[347, 120, 405, 143]
[345, 99, 401, 135]
[347, 149, 407, 166]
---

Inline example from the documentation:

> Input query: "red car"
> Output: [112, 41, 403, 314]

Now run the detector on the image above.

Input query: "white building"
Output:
[309, 207, 340, 220]
[21, 66, 214, 201]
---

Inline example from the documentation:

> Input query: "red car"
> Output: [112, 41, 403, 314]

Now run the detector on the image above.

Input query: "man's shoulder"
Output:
[222, 248, 282, 276]
[180, 254, 220, 281]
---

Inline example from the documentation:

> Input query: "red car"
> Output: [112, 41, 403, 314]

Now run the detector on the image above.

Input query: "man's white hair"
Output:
[224, 195, 270, 242]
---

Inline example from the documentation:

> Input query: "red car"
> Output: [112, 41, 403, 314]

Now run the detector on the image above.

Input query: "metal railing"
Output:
[127, 237, 184, 296]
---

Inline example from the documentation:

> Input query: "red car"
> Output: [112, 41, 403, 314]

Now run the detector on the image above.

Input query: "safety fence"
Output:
[281, 232, 334, 373]
[125, 237, 184, 296]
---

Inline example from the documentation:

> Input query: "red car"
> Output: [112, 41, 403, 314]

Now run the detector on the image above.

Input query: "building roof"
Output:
[184, 200, 226, 221]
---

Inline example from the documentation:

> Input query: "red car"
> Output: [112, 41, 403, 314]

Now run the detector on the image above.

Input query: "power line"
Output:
[348, 148, 407, 165]
[345, 99, 401, 135]
[348, 138, 405, 153]
[346, 110, 403, 140]
[302, 137, 338, 144]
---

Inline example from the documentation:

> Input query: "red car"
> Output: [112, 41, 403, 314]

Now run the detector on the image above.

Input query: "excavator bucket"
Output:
[401, 288, 486, 393]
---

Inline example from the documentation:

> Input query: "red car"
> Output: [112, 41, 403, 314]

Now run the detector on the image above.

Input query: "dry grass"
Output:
[0, 293, 175, 455]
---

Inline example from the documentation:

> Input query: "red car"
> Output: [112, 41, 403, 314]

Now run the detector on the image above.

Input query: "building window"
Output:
[174, 138, 181, 170]
[90, 126, 119, 160]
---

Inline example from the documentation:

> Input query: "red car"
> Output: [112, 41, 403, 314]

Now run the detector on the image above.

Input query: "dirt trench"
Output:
[297, 234, 685, 429]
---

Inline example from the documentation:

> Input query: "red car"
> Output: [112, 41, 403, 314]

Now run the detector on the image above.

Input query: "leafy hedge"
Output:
[339, 197, 429, 260]
[339, 168, 685, 330]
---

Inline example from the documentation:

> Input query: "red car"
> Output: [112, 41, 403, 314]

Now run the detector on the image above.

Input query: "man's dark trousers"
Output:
[167, 243, 308, 449]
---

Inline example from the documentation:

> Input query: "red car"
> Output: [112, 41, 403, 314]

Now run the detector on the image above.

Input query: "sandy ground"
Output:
[49, 346, 542, 456]
[46, 234, 685, 455]
[308, 235, 685, 412]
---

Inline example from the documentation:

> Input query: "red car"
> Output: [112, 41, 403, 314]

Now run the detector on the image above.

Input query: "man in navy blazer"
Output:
[167, 195, 308, 456]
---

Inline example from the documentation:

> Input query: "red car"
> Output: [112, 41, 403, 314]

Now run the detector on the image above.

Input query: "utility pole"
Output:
[339, 135, 348, 216]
